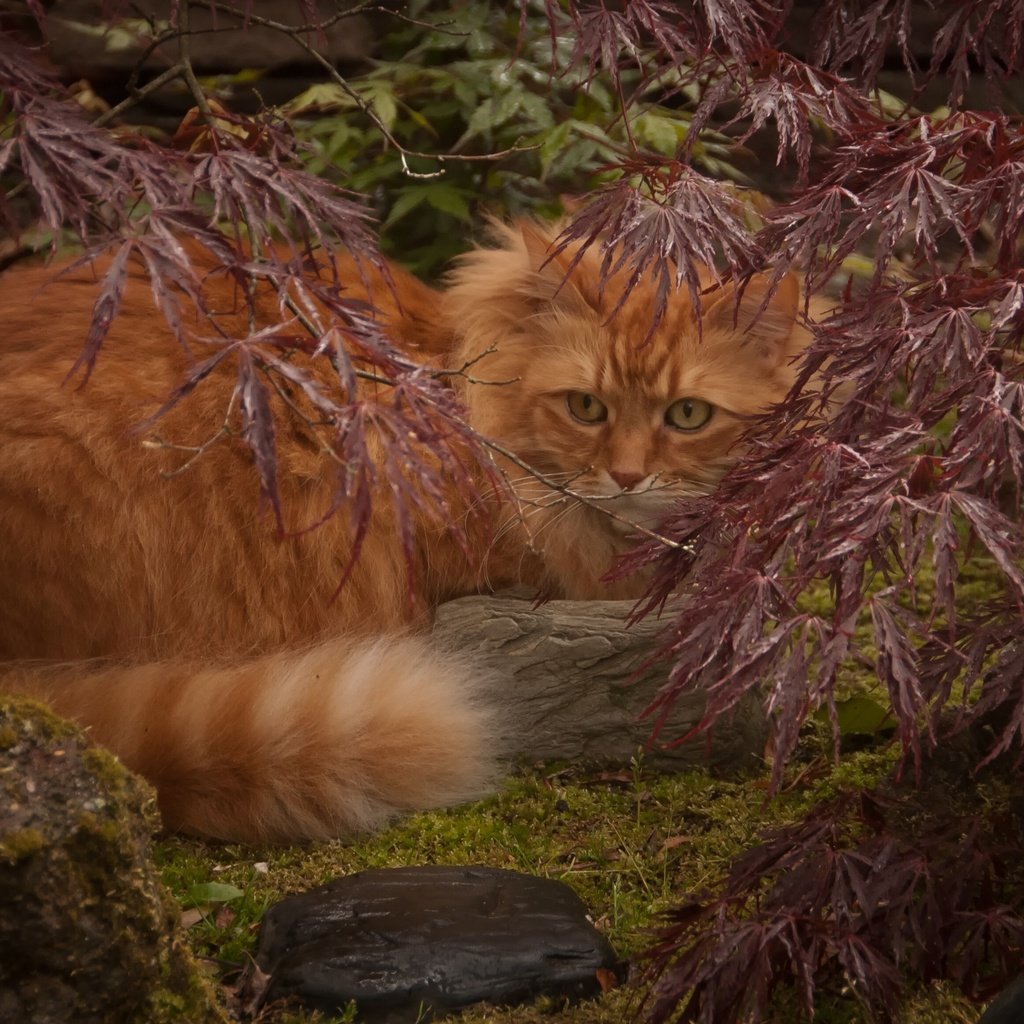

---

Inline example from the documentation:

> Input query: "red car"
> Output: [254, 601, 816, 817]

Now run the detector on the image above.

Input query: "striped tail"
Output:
[3, 636, 499, 843]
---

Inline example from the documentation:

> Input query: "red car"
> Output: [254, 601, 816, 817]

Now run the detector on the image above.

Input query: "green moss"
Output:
[765, 979, 979, 1024]
[141, 944, 228, 1024]
[157, 764, 784, 1020]
[266, 1008, 357, 1024]
[0, 696, 78, 742]
[76, 810, 98, 831]
[898, 981, 982, 1024]
[1, 698, 225, 1022]
[794, 742, 901, 808]
[0, 826, 46, 862]
[0, 724, 19, 749]
[148, 555, 1013, 1024]
[81, 744, 132, 791]
[152, 745, 1008, 1023]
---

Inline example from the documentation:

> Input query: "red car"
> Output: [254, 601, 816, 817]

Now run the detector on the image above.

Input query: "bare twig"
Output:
[190, 0, 539, 177]
[472, 433, 689, 551]
[94, 63, 187, 128]
[144, 387, 239, 477]
[227, 276, 685, 550]
[430, 345, 522, 386]
[176, 3, 215, 124]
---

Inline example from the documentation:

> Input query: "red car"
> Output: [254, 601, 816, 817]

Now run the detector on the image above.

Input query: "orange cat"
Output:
[0, 222, 809, 842]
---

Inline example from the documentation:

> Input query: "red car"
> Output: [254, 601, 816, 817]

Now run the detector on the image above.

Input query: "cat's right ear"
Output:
[515, 222, 597, 316]
[703, 272, 801, 370]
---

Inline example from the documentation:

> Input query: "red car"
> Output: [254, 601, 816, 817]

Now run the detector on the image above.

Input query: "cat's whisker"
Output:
[528, 497, 585, 543]
[489, 491, 559, 546]
[502, 470, 580, 485]
[512, 494, 571, 513]
[504, 474, 701, 551]
[487, 489, 576, 560]
[493, 494, 568, 545]
[491, 514, 526, 547]
[481, 462, 575, 542]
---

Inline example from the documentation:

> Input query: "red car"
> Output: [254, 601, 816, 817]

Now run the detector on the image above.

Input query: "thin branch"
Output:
[122, 15, 180, 95]
[93, 62, 187, 129]
[472, 433, 689, 551]
[176, 2, 215, 124]
[189, 0, 539, 176]
[144, 387, 239, 477]
[430, 344, 522, 386]
[259, 282, 684, 550]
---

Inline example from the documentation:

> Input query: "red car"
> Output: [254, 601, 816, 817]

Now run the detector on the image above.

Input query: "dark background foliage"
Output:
[3, 1, 1024, 1020]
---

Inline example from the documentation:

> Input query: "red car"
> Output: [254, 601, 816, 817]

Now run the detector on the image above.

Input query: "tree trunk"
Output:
[431, 595, 767, 771]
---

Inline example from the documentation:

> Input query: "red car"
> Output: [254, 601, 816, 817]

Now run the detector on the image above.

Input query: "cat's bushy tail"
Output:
[4, 637, 498, 843]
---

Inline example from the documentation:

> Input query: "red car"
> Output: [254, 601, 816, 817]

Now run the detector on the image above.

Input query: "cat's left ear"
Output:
[517, 222, 598, 315]
[704, 272, 801, 370]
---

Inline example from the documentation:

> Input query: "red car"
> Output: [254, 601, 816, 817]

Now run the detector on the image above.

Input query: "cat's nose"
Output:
[610, 469, 645, 492]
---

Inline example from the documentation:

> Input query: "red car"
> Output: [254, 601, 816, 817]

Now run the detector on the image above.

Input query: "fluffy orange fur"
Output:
[0, 223, 813, 842]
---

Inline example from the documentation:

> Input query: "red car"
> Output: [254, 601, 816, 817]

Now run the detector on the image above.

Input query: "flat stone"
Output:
[246, 865, 622, 1022]
[979, 976, 1024, 1024]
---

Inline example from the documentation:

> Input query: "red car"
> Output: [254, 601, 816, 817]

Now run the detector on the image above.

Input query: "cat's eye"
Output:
[566, 391, 608, 424]
[665, 398, 713, 431]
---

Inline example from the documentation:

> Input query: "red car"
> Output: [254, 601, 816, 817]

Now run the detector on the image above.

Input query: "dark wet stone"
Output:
[979, 976, 1024, 1024]
[248, 864, 622, 1022]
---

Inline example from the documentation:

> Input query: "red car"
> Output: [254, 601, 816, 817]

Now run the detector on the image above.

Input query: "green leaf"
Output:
[518, 93, 556, 133]
[325, 122, 357, 156]
[539, 122, 572, 178]
[553, 120, 618, 171]
[404, 106, 438, 135]
[359, 81, 399, 132]
[282, 82, 357, 116]
[423, 184, 473, 222]
[452, 78, 479, 109]
[466, 28, 494, 58]
[187, 881, 244, 905]
[582, 79, 615, 114]
[504, 58, 553, 89]
[448, 61, 493, 94]
[460, 89, 529, 146]
[462, 97, 497, 142]
[634, 111, 685, 156]
[383, 188, 431, 227]
[821, 697, 898, 737]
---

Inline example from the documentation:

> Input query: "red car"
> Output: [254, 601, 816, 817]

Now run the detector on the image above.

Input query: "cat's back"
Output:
[0, 244, 446, 385]
[0, 246, 445, 662]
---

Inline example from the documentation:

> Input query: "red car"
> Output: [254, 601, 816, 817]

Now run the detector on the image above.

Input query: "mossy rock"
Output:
[0, 697, 226, 1024]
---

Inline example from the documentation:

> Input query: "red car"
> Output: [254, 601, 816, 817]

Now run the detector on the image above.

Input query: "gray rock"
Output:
[432, 593, 768, 770]
[0, 697, 225, 1024]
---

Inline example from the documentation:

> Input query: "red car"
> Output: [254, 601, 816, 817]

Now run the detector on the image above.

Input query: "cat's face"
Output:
[449, 222, 809, 546]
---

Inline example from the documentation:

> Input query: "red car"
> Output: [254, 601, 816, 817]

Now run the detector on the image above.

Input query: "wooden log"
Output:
[431, 594, 767, 772]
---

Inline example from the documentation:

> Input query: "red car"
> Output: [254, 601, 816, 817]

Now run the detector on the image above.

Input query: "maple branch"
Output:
[238, 285, 686, 550]
[144, 387, 239, 477]
[276, 285, 687, 548]
[93, 63, 187, 129]
[175, 3, 215, 125]
[430, 345, 522, 386]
